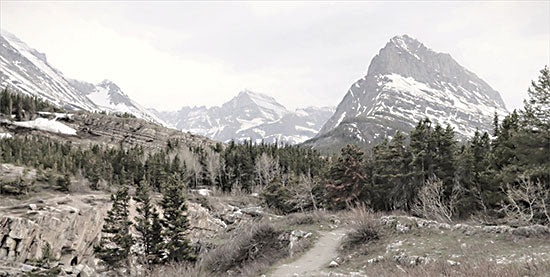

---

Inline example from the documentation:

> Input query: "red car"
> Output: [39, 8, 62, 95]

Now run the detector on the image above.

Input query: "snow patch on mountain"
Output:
[154, 92, 334, 145]
[308, 34, 508, 151]
[0, 30, 165, 125]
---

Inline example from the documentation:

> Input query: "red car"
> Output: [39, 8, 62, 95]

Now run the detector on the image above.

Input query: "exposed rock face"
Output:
[0, 193, 111, 274]
[0, 111, 216, 151]
[154, 91, 334, 145]
[305, 35, 508, 151]
[0, 188, 263, 275]
[0, 30, 165, 125]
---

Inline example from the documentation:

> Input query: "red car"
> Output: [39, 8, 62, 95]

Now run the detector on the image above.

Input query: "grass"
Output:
[335, 213, 550, 276]
[350, 258, 550, 277]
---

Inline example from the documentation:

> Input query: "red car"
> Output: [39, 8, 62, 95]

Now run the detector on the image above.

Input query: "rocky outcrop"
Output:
[379, 215, 550, 237]
[1, 111, 216, 152]
[0, 194, 110, 266]
[0, 193, 110, 276]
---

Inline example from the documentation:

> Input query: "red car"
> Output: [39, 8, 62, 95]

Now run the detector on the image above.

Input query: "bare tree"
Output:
[204, 147, 221, 187]
[500, 176, 550, 226]
[283, 172, 320, 212]
[412, 177, 462, 223]
[178, 147, 201, 188]
[254, 152, 279, 188]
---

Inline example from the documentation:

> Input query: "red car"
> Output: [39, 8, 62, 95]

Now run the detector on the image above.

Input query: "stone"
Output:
[5, 237, 17, 251]
[447, 260, 460, 266]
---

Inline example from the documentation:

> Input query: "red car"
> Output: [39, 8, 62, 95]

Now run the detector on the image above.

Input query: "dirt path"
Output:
[269, 228, 348, 277]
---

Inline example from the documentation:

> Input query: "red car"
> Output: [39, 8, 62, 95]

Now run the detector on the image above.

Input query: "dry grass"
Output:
[358, 259, 550, 277]
[342, 205, 383, 250]
[147, 221, 290, 276]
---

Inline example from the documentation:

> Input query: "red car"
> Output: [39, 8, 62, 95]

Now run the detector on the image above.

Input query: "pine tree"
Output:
[57, 173, 71, 192]
[133, 180, 164, 265]
[159, 174, 195, 263]
[523, 66, 550, 132]
[408, 119, 434, 201]
[94, 186, 133, 269]
[516, 66, 550, 185]
[326, 144, 368, 210]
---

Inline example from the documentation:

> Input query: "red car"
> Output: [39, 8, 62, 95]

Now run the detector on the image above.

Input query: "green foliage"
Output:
[56, 174, 71, 192]
[25, 242, 62, 277]
[0, 176, 31, 195]
[94, 186, 133, 269]
[134, 180, 164, 265]
[261, 176, 293, 213]
[326, 144, 368, 210]
[0, 88, 63, 118]
[159, 175, 195, 263]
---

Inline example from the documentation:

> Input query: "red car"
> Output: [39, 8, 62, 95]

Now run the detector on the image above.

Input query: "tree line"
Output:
[320, 66, 549, 225]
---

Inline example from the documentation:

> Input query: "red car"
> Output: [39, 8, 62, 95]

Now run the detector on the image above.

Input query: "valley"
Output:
[0, 8, 549, 276]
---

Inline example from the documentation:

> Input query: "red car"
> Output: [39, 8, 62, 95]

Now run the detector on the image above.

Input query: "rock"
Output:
[241, 206, 263, 217]
[367, 255, 385, 264]
[396, 223, 410, 233]
[483, 225, 510, 234]
[5, 237, 17, 251]
[447, 260, 460, 266]
[511, 225, 550, 237]
[329, 260, 339, 267]
[61, 265, 74, 274]
[0, 193, 111, 266]
[20, 264, 36, 272]
[79, 265, 95, 277]
[73, 264, 85, 274]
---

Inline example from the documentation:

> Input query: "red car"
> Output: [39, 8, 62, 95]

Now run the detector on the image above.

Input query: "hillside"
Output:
[0, 30, 165, 125]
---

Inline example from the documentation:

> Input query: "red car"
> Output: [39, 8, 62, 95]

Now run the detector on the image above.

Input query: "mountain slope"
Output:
[0, 30, 165, 125]
[305, 35, 507, 151]
[69, 79, 165, 124]
[154, 90, 334, 144]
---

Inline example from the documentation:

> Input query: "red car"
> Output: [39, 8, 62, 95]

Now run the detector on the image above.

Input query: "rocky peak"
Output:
[307, 35, 508, 151]
[222, 90, 288, 120]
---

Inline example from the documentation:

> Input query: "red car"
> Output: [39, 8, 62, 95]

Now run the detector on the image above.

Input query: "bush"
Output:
[343, 204, 381, 249]
[200, 222, 287, 275]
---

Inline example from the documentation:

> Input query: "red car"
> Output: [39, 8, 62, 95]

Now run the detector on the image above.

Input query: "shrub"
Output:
[412, 177, 462, 223]
[343, 204, 381, 249]
[200, 222, 287, 275]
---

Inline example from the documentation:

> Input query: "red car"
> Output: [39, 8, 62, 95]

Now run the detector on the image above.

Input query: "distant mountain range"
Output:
[303, 35, 508, 151]
[152, 91, 335, 144]
[1, 30, 509, 148]
[0, 30, 165, 125]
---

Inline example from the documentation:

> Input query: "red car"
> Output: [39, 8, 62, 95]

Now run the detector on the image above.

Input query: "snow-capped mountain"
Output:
[305, 35, 508, 151]
[154, 90, 335, 144]
[0, 30, 165, 125]
[69, 79, 165, 124]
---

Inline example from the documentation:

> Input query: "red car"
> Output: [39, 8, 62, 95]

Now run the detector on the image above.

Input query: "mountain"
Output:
[154, 90, 335, 144]
[304, 35, 508, 151]
[68, 79, 165, 124]
[0, 30, 165, 125]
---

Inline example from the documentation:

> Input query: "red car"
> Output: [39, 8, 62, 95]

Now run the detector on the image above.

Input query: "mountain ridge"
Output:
[306, 34, 508, 151]
[153, 91, 335, 144]
[0, 29, 166, 125]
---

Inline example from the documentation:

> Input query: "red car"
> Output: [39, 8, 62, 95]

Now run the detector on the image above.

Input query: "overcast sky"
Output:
[1, 1, 549, 111]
